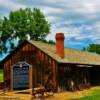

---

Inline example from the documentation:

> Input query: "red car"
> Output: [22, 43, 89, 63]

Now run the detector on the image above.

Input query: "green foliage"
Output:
[0, 8, 50, 54]
[0, 18, 3, 31]
[48, 40, 55, 45]
[83, 44, 100, 54]
[40, 39, 55, 45]
[0, 69, 3, 82]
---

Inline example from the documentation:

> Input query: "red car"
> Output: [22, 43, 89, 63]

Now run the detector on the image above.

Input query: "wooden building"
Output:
[1, 33, 100, 91]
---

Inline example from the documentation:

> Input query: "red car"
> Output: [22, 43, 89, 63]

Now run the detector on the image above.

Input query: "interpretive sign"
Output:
[13, 64, 29, 90]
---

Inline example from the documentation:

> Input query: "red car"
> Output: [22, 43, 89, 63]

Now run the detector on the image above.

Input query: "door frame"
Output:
[10, 62, 32, 91]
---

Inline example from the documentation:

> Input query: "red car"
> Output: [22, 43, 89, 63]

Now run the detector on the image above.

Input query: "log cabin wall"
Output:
[4, 42, 36, 90]
[90, 66, 100, 86]
[57, 63, 73, 91]
[57, 63, 91, 91]
[35, 49, 58, 91]
[3, 42, 58, 91]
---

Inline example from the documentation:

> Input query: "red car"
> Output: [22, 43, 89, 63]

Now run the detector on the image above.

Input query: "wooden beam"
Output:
[29, 64, 33, 93]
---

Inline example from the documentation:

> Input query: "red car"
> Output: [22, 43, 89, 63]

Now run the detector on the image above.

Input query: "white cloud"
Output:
[41, 6, 63, 15]
[0, 0, 100, 49]
[0, 0, 26, 10]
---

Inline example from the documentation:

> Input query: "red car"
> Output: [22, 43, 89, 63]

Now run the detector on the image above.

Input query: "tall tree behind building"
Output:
[83, 44, 100, 54]
[0, 8, 51, 53]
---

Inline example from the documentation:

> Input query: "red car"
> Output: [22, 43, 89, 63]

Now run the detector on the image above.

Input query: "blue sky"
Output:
[0, 0, 100, 60]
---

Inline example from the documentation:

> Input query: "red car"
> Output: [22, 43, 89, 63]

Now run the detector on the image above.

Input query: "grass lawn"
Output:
[0, 69, 3, 82]
[70, 87, 100, 100]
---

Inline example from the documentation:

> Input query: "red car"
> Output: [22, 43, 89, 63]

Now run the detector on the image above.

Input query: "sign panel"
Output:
[13, 65, 29, 90]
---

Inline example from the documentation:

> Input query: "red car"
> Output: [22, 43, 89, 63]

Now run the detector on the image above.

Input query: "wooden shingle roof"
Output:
[1, 40, 100, 66]
[29, 40, 100, 65]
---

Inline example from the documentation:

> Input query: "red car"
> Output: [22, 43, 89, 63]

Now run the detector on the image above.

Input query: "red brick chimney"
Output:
[55, 32, 65, 58]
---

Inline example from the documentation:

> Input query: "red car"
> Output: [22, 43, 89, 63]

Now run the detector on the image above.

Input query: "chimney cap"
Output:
[55, 32, 65, 40]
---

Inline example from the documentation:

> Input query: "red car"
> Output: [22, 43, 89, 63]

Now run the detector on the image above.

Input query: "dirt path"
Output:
[0, 87, 98, 100]
[45, 90, 90, 100]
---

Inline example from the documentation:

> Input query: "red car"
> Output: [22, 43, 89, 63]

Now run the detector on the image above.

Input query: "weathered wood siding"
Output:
[57, 63, 91, 91]
[3, 42, 58, 91]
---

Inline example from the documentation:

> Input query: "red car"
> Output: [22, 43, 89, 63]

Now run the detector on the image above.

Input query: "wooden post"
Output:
[29, 64, 33, 94]
[10, 65, 13, 91]
[29, 64, 33, 89]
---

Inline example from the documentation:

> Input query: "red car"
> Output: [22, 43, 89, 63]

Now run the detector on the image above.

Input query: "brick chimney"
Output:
[55, 32, 65, 58]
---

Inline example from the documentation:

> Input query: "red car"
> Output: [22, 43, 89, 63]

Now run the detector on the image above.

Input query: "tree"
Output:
[48, 40, 55, 45]
[0, 8, 50, 53]
[83, 44, 100, 54]
[41, 39, 55, 45]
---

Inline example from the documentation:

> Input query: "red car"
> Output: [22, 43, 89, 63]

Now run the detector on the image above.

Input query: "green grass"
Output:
[0, 69, 3, 82]
[70, 87, 100, 100]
